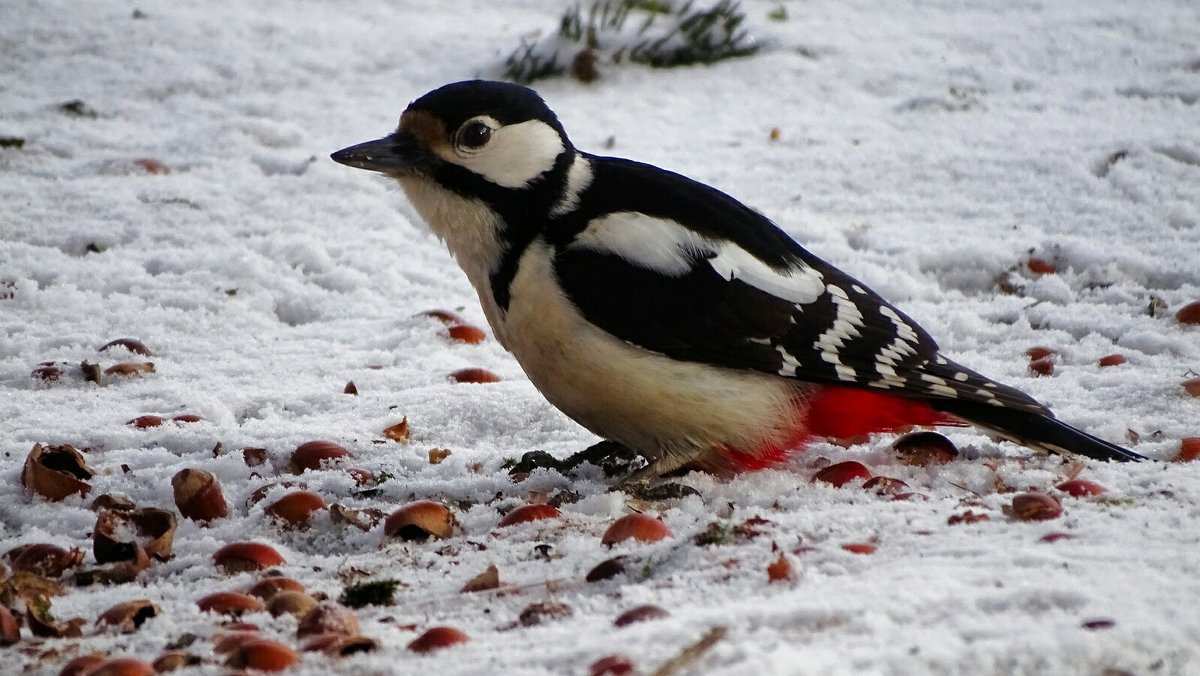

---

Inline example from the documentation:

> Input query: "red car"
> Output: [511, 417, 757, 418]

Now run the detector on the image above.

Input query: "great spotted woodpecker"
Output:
[332, 80, 1145, 481]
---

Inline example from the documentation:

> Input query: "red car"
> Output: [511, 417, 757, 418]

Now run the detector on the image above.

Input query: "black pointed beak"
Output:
[330, 133, 420, 173]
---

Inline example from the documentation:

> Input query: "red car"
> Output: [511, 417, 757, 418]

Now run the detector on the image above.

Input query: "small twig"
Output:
[650, 626, 728, 676]
[947, 481, 984, 497]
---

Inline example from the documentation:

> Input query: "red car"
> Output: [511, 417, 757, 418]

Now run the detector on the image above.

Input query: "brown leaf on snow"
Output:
[0, 570, 65, 609]
[460, 564, 500, 593]
[382, 418, 410, 443]
[330, 504, 385, 532]
[766, 553, 795, 583]
[948, 510, 991, 525]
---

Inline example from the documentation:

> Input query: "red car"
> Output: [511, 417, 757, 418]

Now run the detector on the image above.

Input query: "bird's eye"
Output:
[456, 121, 492, 150]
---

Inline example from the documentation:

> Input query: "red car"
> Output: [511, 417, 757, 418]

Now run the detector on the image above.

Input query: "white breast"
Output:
[397, 175, 510, 344]
[497, 238, 807, 467]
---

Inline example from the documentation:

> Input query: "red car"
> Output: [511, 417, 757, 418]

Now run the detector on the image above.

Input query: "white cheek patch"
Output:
[442, 118, 565, 189]
[571, 212, 824, 305]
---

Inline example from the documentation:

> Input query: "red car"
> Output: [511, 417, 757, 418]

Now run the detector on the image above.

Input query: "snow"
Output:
[2, 0, 1200, 674]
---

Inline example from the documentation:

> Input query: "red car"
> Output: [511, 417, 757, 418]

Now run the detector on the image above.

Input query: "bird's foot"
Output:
[506, 441, 642, 480]
[615, 481, 700, 501]
[560, 440, 642, 478]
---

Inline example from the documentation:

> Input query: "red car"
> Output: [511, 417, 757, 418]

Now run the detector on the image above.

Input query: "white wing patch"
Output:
[571, 212, 824, 304]
[707, 245, 824, 305]
[571, 212, 710, 276]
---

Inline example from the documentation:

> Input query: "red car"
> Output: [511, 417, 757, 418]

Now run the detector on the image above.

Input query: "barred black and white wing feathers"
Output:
[549, 156, 1143, 462]
[551, 155, 1044, 414]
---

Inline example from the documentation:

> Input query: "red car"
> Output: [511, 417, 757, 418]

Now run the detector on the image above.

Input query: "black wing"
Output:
[550, 155, 1048, 415]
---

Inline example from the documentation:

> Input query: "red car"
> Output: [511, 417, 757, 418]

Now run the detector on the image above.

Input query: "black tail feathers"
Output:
[933, 400, 1147, 463]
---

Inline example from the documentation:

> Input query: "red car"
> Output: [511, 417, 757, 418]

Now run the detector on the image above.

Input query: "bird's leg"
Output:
[559, 440, 642, 478]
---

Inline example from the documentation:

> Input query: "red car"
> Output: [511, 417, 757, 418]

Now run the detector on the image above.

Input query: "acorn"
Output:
[151, 651, 199, 672]
[1029, 356, 1055, 376]
[450, 367, 502, 383]
[498, 503, 561, 527]
[296, 602, 360, 638]
[585, 556, 629, 582]
[95, 599, 159, 633]
[9, 543, 84, 577]
[99, 338, 153, 356]
[445, 324, 486, 344]
[265, 490, 327, 528]
[127, 415, 165, 429]
[84, 658, 156, 676]
[172, 468, 228, 523]
[1176, 300, 1200, 325]
[384, 500, 454, 540]
[590, 655, 636, 676]
[245, 481, 305, 509]
[21, 443, 93, 501]
[58, 654, 106, 676]
[812, 460, 872, 486]
[892, 431, 960, 466]
[407, 626, 469, 653]
[601, 513, 672, 546]
[267, 591, 318, 619]
[247, 576, 306, 600]
[212, 542, 285, 573]
[1055, 480, 1106, 497]
[1176, 437, 1200, 463]
[291, 440, 352, 473]
[613, 604, 669, 627]
[1009, 493, 1063, 521]
[302, 633, 380, 657]
[104, 362, 155, 377]
[212, 629, 261, 655]
[1027, 258, 1056, 274]
[93, 507, 176, 564]
[225, 638, 299, 671]
[197, 591, 265, 615]
[420, 309, 463, 324]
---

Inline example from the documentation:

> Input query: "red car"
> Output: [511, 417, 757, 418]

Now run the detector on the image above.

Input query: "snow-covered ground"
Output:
[2, 1, 1200, 674]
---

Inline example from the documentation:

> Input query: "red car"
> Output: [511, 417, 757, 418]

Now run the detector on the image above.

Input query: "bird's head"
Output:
[331, 80, 574, 195]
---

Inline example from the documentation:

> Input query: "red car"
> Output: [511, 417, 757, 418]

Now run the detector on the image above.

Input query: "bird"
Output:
[331, 79, 1145, 483]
